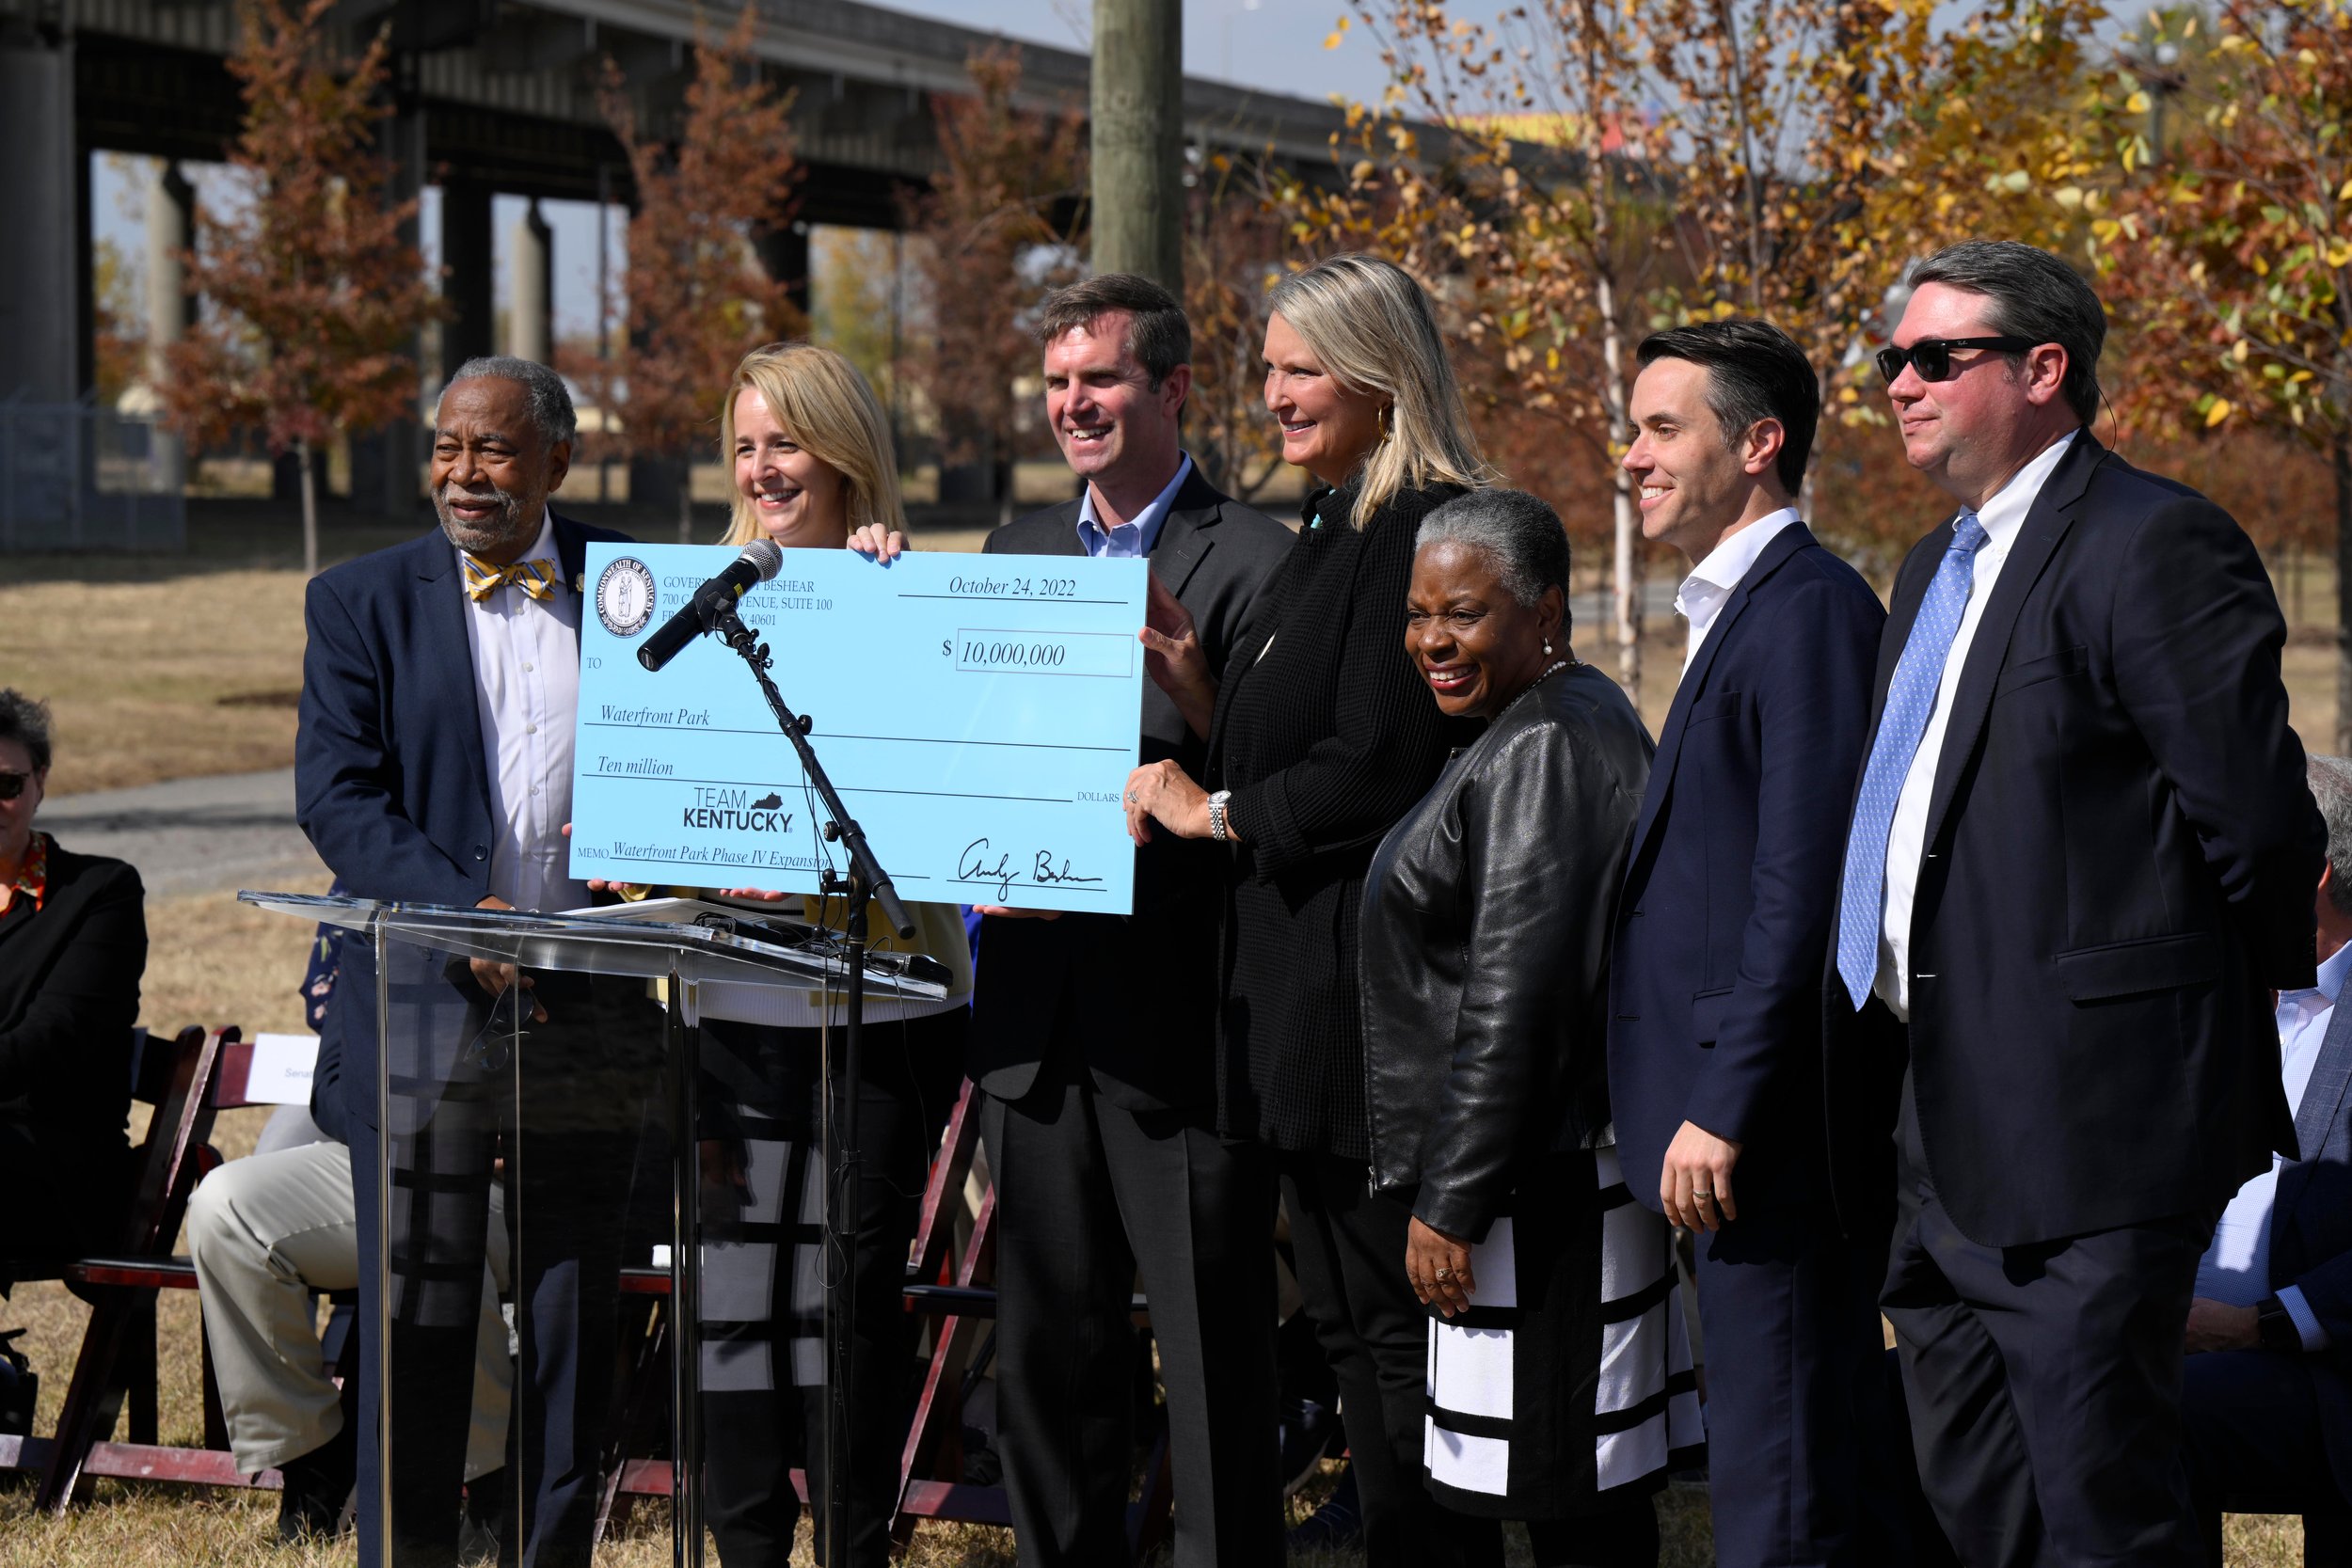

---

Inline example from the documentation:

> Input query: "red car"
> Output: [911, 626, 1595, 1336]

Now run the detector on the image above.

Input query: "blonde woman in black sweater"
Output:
[1121, 252, 1501, 1568]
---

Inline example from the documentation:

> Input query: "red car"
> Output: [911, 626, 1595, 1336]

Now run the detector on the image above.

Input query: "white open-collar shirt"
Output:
[1673, 506, 1804, 673]
[1873, 429, 2078, 1018]
[456, 515, 589, 914]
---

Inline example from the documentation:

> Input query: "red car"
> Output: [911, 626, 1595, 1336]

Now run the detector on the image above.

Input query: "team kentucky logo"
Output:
[595, 557, 658, 639]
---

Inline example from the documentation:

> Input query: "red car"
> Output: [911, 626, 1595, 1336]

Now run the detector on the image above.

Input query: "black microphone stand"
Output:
[702, 597, 914, 1568]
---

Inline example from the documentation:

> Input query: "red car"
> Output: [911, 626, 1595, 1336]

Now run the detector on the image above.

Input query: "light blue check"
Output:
[1836, 512, 1990, 1009]
[567, 544, 1149, 913]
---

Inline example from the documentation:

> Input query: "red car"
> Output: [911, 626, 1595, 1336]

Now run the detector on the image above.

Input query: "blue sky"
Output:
[878, 0, 1392, 103]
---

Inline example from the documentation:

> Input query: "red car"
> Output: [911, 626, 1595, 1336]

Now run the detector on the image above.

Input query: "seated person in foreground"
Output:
[0, 689, 146, 1275]
[186, 934, 513, 1544]
[2179, 752, 2352, 1560]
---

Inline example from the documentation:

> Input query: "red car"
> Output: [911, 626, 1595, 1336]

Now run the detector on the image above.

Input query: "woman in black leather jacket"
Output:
[1361, 491, 1701, 1566]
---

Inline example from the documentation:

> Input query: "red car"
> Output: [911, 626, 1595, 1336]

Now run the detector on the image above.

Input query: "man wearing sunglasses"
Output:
[1826, 239, 2325, 1567]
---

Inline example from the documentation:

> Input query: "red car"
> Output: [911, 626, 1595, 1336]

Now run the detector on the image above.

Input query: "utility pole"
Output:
[1089, 0, 1183, 292]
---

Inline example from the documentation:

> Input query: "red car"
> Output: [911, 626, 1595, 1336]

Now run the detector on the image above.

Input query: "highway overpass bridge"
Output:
[0, 0, 1360, 436]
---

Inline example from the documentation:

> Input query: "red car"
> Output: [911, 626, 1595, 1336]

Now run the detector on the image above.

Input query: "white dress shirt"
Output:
[2193, 939, 2350, 1349]
[1874, 430, 2078, 1017]
[1674, 506, 1804, 673]
[1076, 452, 1192, 559]
[457, 516, 589, 913]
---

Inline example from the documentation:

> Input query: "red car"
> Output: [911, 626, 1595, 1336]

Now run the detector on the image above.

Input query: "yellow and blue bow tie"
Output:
[462, 554, 562, 602]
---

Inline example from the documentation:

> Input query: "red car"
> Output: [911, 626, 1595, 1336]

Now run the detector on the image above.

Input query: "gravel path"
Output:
[39, 768, 326, 899]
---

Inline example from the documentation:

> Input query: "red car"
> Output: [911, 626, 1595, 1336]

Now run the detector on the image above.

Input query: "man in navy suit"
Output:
[298, 356, 654, 1565]
[2179, 753, 2352, 1561]
[1608, 319, 1891, 1568]
[1827, 241, 2324, 1568]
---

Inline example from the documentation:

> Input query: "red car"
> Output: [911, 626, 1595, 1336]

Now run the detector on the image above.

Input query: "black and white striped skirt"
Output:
[1422, 1146, 1704, 1517]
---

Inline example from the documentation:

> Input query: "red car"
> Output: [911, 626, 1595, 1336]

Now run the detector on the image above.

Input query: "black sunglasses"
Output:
[0, 772, 30, 802]
[1875, 336, 2040, 385]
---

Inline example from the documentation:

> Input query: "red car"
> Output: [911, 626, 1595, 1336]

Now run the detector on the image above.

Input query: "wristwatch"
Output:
[1207, 790, 1233, 843]
[2257, 1293, 2302, 1354]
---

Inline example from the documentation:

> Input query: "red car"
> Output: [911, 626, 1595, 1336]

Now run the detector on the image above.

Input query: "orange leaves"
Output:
[159, 0, 438, 456]
[589, 5, 804, 467]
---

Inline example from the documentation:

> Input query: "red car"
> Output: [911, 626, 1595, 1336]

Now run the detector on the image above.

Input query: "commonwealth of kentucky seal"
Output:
[596, 557, 658, 638]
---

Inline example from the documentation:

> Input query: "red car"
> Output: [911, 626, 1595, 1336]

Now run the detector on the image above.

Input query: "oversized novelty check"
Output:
[568, 544, 1149, 914]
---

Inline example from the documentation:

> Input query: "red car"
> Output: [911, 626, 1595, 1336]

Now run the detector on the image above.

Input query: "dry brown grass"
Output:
[3, 513, 2329, 1563]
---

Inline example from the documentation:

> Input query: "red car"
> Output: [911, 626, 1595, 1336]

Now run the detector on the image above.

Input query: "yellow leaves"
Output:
[2091, 217, 2122, 244]
[1324, 18, 1351, 50]
[2125, 90, 2152, 115]
[2340, 177, 2352, 202]
[2233, 339, 2252, 362]
[2055, 185, 2086, 209]
[1837, 385, 1861, 404]
[2205, 398, 2234, 427]
[1350, 159, 1377, 184]
[2329, 240, 2352, 268]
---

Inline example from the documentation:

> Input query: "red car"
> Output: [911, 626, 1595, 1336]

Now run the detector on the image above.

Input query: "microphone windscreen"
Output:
[740, 539, 785, 581]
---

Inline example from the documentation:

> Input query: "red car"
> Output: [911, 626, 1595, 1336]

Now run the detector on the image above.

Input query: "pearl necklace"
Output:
[1498, 657, 1576, 718]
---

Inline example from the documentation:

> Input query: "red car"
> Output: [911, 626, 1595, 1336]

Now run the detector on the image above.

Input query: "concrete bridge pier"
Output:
[0, 21, 80, 403]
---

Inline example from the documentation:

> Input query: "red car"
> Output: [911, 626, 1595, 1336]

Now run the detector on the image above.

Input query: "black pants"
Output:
[697, 1007, 963, 1568]
[1882, 1074, 2210, 1568]
[981, 1048, 1282, 1568]
[1278, 1152, 1655, 1568]
[2179, 1347, 2349, 1566]
[353, 969, 659, 1568]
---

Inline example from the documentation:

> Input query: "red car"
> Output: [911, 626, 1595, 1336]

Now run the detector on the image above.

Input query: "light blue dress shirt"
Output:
[1075, 453, 1193, 559]
[2194, 937, 2352, 1348]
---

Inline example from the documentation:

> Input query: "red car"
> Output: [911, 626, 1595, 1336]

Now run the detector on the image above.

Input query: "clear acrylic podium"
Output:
[240, 892, 946, 1568]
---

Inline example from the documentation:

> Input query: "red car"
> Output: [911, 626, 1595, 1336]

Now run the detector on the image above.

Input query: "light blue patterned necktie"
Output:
[1835, 510, 1991, 1009]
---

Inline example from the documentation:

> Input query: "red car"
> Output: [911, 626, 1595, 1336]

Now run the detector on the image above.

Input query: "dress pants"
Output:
[351, 969, 657, 1568]
[184, 1137, 511, 1479]
[1279, 1153, 1511, 1568]
[981, 1043, 1282, 1568]
[2180, 1349, 2346, 1566]
[1882, 1073, 2210, 1568]
[1688, 1153, 1897, 1568]
[697, 1008, 963, 1568]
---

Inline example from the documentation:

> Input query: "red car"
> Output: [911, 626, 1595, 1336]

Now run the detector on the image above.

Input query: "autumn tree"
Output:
[2090, 0, 2352, 744]
[901, 46, 1088, 525]
[1282, 4, 1670, 695]
[1285, 0, 2110, 705]
[160, 0, 437, 575]
[595, 5, 804, 542]
[1181, 154, 1298, 502]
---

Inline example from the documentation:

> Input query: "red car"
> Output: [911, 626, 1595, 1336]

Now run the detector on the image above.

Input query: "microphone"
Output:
[637, 539, 785, 673]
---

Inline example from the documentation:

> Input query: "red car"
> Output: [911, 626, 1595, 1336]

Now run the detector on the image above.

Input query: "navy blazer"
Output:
[961, 468, 1291, 1112]
[2254, 981, 2352, 1495]
[297, 513, 634, 1136]
[1608, 523, 1884, 1209]
[1821, 434, 2324, 1248]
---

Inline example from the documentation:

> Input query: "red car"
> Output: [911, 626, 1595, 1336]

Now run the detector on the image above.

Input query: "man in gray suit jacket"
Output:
[969, 276, 1293, 1567]
[2180, 752, 2352, 1561]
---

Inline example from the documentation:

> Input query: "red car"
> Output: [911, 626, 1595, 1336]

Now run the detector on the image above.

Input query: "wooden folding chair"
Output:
[25, 1023, 236, 1513]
